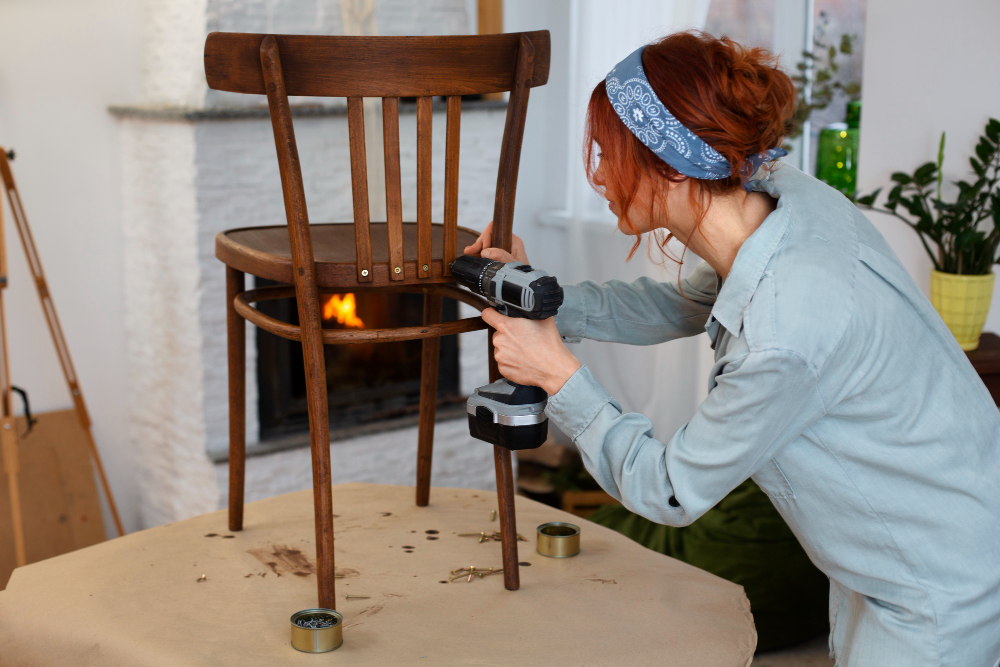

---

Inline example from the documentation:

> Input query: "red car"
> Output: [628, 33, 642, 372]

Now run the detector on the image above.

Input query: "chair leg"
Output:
[494, 447, 520, 590]
[226, 266, 246, 533]
[416, 293, 443, 507]
[487, 329, 520, 590]
[299, 307, 337, 610]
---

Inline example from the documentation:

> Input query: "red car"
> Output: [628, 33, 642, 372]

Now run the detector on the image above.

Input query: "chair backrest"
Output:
[204, 31, 550, 287]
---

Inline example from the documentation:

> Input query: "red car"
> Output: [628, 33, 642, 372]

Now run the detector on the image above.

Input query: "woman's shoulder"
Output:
[745, 166, 864, 370]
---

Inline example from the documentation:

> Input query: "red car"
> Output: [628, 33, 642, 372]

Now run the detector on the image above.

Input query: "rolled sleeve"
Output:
[554, 284, 587, 344]
[546, 349, 827, 526]
[545, 365, 615, 440]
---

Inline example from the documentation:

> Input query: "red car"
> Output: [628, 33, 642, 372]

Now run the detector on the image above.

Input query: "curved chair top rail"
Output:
[204, 31, 551, 97]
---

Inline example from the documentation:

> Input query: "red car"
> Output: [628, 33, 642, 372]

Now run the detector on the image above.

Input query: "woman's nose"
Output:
[593, 165, 606, 188]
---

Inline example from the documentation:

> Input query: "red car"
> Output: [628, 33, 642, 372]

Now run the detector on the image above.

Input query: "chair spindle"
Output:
[443, 95, 461, 275]
[347, 96, 374, 282]
[382, 97, 405, 280]
[416, 96, 433, 279]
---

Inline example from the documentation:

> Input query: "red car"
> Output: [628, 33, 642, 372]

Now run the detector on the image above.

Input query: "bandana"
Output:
[605, 46, 787, 190]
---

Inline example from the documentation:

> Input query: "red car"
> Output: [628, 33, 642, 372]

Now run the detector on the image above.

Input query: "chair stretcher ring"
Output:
[234, 283, 490, 344]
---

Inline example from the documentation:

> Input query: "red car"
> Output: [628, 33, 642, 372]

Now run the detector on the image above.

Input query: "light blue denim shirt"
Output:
[547, 165, 1000, 666]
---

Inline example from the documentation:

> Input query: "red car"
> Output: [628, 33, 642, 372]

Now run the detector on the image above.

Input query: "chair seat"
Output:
[216, 222, 481, 287]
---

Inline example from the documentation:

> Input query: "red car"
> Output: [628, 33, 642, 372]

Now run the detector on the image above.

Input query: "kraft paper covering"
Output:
[0, 482, 755, 665]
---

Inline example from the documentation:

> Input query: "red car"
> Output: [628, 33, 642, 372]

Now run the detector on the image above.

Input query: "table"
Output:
[0, 483, 756, 666]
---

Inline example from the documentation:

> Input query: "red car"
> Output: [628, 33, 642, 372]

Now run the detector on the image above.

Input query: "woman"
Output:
[467, 32, 1000, 666]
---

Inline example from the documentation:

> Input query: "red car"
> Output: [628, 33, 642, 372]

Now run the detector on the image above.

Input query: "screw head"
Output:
[361, 269, 369, 277]
[422, 264, 429, 272]
[394, 266, 401, 274]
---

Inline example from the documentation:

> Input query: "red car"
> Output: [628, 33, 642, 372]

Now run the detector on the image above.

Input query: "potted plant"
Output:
[856, 117, 1000, 350]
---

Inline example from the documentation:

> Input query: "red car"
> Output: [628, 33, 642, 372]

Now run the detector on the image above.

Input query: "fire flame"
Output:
[322, 293, 364, 328]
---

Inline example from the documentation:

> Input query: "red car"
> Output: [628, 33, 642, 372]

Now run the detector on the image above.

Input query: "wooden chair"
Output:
[204, 31, 550, 609]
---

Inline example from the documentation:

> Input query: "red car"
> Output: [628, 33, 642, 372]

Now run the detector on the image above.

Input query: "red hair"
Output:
[585, 31, 795, 261]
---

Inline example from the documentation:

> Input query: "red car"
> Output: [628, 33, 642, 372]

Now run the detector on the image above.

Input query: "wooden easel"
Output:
[0, 148, 123, 569]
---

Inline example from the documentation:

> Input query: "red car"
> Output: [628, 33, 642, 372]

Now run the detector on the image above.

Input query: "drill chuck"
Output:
[450, 254, 563, 319]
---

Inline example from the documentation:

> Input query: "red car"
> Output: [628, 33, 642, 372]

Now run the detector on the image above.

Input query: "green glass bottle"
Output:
[816, 100, 861, 198]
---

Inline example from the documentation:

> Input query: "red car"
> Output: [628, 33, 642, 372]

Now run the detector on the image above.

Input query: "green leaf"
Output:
[839, 34, 854, 55]
[976, 140, 992, 164]
[855, 188, 880, 207]
[914, 162, 938, 186]
[971, 157, 985, 177]
[891, 172, 913, 185]
[828, 45, 837, 61]
[987, 118, 1000, 143]
[937, 132, 946, 200]
[888, 184, 903, 202]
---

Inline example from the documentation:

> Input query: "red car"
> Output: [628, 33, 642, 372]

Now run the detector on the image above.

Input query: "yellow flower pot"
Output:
[929, 270, 995, 351]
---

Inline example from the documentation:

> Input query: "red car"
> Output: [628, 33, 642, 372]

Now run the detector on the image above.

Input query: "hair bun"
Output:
[642, 31, 795, 181]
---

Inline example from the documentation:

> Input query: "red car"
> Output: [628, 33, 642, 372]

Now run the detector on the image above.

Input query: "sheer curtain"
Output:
[538, 0, 716, 443]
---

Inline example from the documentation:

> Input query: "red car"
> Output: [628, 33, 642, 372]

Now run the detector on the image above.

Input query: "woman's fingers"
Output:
[462, 221, 530, 264]
[464, 221, 494, 255]
[480, 307, 506, 331]
[481, 248, 517, 263]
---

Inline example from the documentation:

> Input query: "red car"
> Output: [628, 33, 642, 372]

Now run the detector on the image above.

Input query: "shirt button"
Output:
[668, 496, 680, 507]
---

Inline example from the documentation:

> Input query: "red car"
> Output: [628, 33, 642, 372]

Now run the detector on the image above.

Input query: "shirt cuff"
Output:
[554, 284, 586, 344]
[544, 365, 615, 441]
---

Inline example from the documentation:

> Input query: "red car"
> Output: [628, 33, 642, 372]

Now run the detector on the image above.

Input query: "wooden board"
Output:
[0, 409, 106, 589]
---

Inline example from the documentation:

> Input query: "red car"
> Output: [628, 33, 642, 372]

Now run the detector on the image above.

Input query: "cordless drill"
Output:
[450, 255, 564, 451]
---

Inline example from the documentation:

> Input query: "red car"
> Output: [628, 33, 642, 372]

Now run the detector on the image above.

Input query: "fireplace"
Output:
[256, 279, 464, 443]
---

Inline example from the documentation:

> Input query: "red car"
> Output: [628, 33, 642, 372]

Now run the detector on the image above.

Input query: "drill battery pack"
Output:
[466, 379, 548, 451]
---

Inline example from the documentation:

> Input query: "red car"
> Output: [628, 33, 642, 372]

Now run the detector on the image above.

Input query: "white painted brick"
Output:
[121, 119, 219, 527]
[143, 0, 210, 106]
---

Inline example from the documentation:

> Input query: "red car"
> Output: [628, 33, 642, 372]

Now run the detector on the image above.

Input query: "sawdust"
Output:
[247, 544, 315, 578]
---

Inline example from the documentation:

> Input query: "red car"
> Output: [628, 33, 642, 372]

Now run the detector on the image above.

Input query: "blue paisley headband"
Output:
[605, 46, 787, 191]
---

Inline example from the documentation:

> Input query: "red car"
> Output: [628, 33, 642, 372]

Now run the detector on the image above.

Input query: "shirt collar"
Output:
[706, 173, 791, 337]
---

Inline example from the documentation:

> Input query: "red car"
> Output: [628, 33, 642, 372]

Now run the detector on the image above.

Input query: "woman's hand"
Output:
[464, 221, 530, 264]
[480, 308, 582, 396]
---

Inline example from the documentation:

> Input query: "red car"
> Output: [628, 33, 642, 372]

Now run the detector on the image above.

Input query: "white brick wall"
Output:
[144, 0, 212, 106]
[121, 119, 219, 526]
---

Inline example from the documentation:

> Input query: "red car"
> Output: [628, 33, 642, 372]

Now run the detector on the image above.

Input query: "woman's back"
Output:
[743, 165, 1000, 665]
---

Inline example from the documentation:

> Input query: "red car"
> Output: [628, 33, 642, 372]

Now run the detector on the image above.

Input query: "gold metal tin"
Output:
[290, 609, 343, 653]
[536, 522, 581, 558]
